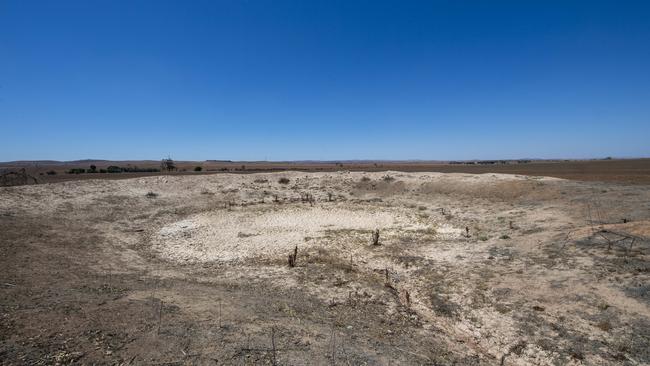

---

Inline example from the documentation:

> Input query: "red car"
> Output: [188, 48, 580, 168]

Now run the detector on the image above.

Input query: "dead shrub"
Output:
[288, 245, 298, 267]
[372, 229, 380, 245]
[596, 320, 612, 332]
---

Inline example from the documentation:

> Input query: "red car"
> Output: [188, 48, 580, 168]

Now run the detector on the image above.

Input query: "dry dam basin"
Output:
[1, 171, 649, 365]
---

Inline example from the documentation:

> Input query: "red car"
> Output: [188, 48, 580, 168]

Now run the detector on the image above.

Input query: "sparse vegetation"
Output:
[0, 168, 38, 187]
[300, 192, 315, 205]
[2, 169, 649, 365]
[194, 166, 203, 171]
[278, 177, 290, 184]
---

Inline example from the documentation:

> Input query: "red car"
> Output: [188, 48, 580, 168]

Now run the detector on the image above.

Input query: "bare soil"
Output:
[1, 171, 649, 365]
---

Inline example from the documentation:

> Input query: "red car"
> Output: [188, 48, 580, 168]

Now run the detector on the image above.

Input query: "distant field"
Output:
[2, 158, 650, 185]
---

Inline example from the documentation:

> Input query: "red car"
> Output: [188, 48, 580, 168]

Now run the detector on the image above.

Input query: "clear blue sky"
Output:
[1, 1, 649, 161]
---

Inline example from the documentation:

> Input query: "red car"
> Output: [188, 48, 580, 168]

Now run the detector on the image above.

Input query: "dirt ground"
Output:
[1, 171, 649, 365]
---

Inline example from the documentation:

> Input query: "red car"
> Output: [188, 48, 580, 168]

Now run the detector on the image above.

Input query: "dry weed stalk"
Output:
[300, 192, 315, 206]
[288, 245, 298, 267]
[158, 299, 163, 334]
[403, 289, 411, 308]
[330, 324, 336, 366]
[384, 267, 397, 291]
[372, 229, 380, 245]
[271, 327, 277, 366]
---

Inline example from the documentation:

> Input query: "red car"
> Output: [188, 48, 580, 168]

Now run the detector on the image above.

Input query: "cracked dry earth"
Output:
[1, 171, 649, 365]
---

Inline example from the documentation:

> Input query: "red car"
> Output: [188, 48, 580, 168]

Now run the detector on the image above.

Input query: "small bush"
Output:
[278, 177, 290, 184]
[99, 169, 107, 173]
[360, 176, 371, 182]
[194, 166, 203, 172]
[121, 166, 160, 173]
[430, 293, 459, 318]
[46, 170, 57, 175]
[478, 234, 489, 241]
[500, 234, 510, 240]
[106, 166, 122, 173]
[254, 178, 269, 183]
[145, 191, 158, 198]
[67, 168, 85, 174]
[383, 175, 395, 182]
[596, 321, 612, 332]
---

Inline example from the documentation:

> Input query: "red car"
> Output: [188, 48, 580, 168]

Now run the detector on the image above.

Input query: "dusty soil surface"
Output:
[1, 171, 649, 365]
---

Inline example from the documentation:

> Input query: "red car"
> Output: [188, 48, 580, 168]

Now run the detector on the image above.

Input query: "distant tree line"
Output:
[67, 164, 160, 174]
[448, 160, 531, 165]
